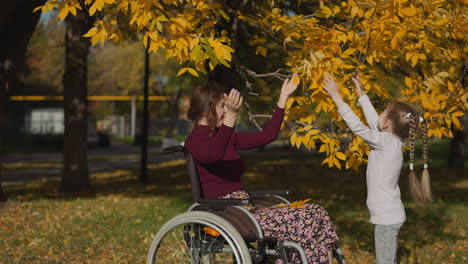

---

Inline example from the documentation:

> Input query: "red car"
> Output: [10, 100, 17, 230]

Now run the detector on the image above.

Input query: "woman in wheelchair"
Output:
[184, 74, 339, 264]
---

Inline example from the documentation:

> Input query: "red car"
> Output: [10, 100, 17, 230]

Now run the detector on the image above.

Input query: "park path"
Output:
[1, 142, 184, 186]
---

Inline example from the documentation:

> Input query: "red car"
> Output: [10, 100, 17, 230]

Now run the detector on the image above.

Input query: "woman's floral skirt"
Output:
[219, 189, 339, 264]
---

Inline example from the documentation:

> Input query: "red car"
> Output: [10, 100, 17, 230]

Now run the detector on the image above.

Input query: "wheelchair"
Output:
[147, 145, 346, 264]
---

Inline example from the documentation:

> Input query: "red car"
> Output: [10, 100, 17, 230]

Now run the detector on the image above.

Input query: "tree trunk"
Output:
[61, 10, 93, 192]
[0, 70, 8, 201]
[166, 87, 181, 138]
[0, 0, 45, 200]
[140, 40, 150, 184]
[448, 115, 465, 168]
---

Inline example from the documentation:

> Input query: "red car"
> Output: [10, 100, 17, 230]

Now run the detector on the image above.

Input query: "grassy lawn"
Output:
[1, 140, 467, 264]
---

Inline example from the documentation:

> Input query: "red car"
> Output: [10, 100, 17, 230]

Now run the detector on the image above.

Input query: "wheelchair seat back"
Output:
[184, 150, 204, 203]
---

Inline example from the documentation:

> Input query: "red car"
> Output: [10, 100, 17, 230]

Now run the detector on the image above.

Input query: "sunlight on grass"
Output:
[1, 152, 467, 264]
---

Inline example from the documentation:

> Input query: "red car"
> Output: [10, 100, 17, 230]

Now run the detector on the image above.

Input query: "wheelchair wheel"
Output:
[147, 211, 252, 264]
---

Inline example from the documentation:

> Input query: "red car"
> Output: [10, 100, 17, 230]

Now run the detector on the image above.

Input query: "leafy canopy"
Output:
[36, 0, 467, 170]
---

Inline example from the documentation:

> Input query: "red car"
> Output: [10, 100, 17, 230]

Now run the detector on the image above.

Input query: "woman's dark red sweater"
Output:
[184, 106, 285, 198]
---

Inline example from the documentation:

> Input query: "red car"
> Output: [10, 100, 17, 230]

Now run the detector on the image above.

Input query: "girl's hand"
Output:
[351, 73, 364, 97]
[225, 89, 243, 114]
[323, 74, 345, 107]
[323, 74, 340, 97]
[278, 73, 300, 108]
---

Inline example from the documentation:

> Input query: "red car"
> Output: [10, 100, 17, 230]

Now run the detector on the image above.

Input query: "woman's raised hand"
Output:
[351, 73, 364, 97]
[222, 89, 243, 128]
[225, 89, 243, 114]
[278, 73, 300, 108]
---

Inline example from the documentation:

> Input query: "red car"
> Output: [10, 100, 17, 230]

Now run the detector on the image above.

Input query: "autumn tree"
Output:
[241, 0, 467, 169]
[0, 0, 46, 200]
[61, 8, 95, 192]
[36, 0, 467, 171]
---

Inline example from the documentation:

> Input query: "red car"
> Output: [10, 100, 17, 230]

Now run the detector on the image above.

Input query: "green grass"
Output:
[1, 143, 467, 264]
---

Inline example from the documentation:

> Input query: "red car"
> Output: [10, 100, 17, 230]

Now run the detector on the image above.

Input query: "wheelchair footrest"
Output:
[278, 241, 309, 264]
[332, 242, 346, 264]
[263, 236, 278, 249]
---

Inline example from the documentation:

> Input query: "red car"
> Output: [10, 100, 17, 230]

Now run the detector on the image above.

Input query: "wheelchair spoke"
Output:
[149, 212, 249, 264]
[173, 231, 194, 263]
[158, 243, 187, 261]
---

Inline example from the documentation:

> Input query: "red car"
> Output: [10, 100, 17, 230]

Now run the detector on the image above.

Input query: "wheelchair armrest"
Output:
[197, 198, 250, 206]
[161, 145, 185, 154]
[248, 190, 290, 196]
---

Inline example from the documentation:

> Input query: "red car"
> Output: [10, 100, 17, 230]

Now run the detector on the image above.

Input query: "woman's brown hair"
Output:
[187, 81, 226, 134]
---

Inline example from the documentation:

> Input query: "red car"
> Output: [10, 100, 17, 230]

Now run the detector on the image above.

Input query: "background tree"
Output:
[25, 13, 65, 93]
[0, 0, 46, 200]
[36, 0, 467, 170]
[61, 8, 95, 192]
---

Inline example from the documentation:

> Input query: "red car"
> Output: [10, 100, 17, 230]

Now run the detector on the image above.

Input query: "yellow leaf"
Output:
[447, 81, 455, 91]
[401, 6, 417, 17]
[411, 55, 418, 67]
[351, 6, 359, 18]
[333, 6, 341, 14]
[256, 46, 267, 56]
[335, 152, 346, 160]
[364, 9, 374, 19]
[404, 77, 413, 88]
[433, 75, 444, 85]
[290, 132, 297, 147]
[391, 37, 398, 49]
[333, 157, 341, 169]
[357, 8, 364, 18]
[319, 5, 333, 18]
[341, 48, 356, 58]
[91, 34, 99, 45]
[33, 6, 43, 13]
[292, 75, 300, 85]
[315, 51, 326, 59]
[89, 5, 97, 16]
[187, 68, 199, 77]
[177, 68, 188, 76]
[321, 157, 328, 165]
[319, 143, 328, 153]
[437, 72, 450, 78]
[306, 129, 321, 136]
[59, 6, 69, 20]
[405, 52, 413, 62]
[289, 198, 311, 208]
[83, 27, 98, 38]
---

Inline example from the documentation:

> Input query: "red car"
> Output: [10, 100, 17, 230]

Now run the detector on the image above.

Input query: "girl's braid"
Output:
[408, 114, 422, 203]
[420, 120, 432, 201]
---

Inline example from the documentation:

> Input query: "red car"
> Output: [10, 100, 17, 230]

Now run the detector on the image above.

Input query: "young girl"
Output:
[185, 75, 339, 264]
[323, 74, 429, 264]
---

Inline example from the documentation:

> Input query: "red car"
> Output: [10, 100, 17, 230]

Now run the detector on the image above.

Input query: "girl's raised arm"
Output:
[352, 74, 379, 130]
[324, 74, 382, 149]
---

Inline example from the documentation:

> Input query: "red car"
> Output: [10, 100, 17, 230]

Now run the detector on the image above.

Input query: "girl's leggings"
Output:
[375, 223, 404, 264]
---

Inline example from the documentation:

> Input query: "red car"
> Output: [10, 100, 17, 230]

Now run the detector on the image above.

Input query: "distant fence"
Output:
[9, 95, 274, 101]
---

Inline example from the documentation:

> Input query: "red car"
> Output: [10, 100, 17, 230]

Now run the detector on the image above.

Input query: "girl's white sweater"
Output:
[338, 95, 406, 225]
